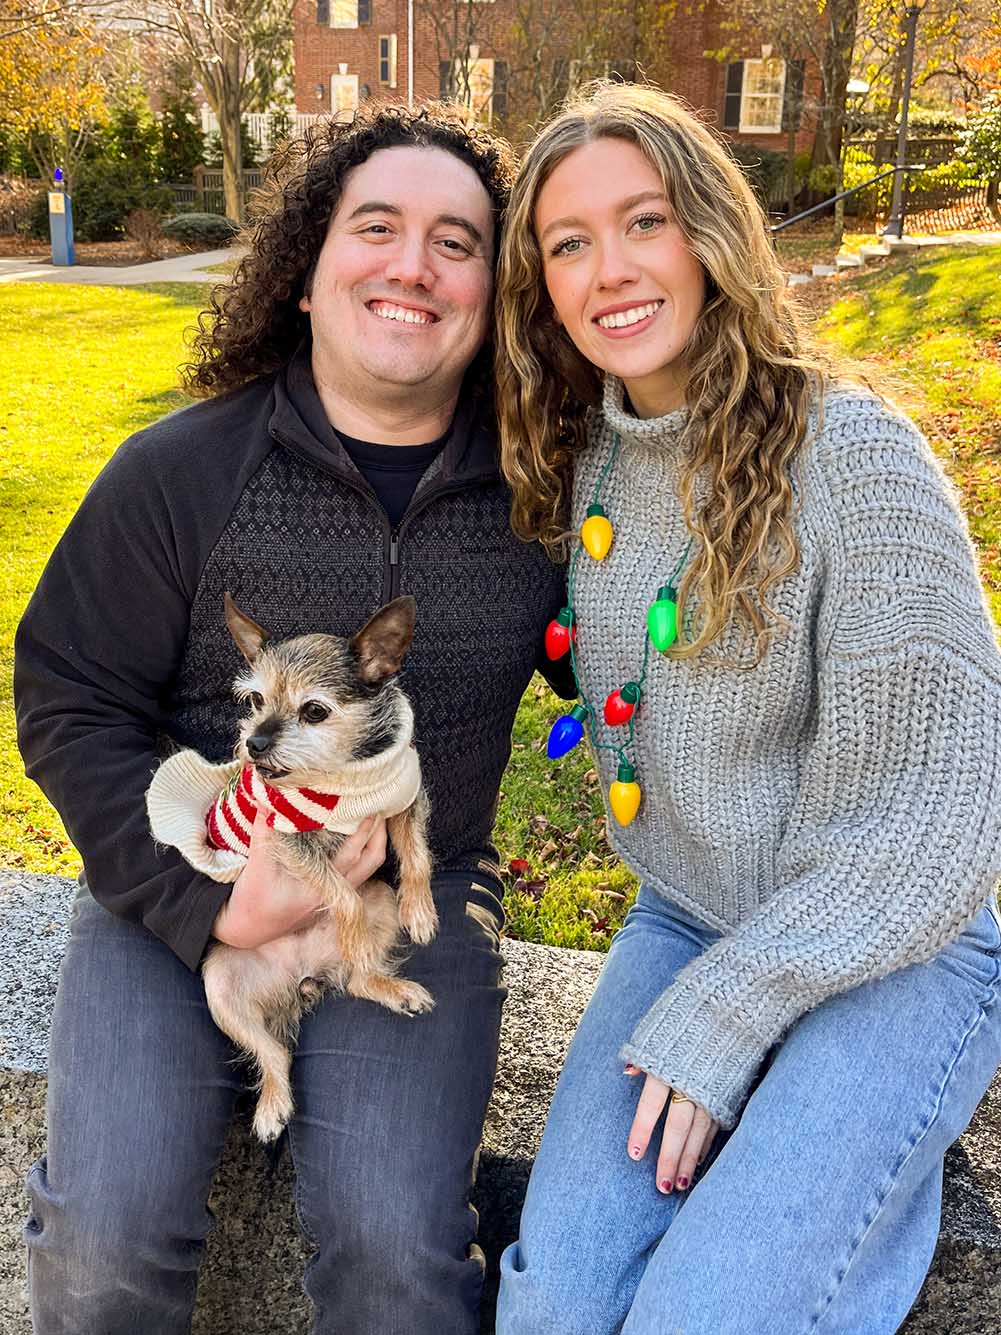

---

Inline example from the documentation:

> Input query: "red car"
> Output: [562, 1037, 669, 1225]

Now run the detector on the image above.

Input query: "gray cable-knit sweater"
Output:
[569, 376, 1001, 1129]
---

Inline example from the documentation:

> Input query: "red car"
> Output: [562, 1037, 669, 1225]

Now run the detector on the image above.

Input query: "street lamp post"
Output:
[883, 3, 923, 239]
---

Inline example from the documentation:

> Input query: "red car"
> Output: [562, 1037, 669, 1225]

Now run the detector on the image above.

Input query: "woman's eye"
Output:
[300, 701, 330, 725]
[247, 692, 264, 712]
[633, 212, 666, 233]
[551, 236, 583, 257]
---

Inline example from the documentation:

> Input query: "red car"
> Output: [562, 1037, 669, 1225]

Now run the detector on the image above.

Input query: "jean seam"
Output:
[287, 1119, 326, 1327]
[806, 962, 1000, 1334]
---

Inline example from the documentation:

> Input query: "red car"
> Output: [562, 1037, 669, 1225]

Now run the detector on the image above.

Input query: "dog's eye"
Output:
[300, 701, 330, 725]
[247, 691, 264, 712]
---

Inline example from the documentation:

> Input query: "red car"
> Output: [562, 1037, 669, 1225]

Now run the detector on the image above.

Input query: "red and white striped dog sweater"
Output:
[205, 764, 342, 854]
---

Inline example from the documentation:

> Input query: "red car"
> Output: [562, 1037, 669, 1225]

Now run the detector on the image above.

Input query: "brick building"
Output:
[293, 0, 822, 156]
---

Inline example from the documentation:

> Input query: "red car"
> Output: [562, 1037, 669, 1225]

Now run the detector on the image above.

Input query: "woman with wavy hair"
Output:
[494, 82, 1001, 1334]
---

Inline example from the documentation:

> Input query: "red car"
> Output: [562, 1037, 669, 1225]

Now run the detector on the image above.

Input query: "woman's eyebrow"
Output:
[539, 191, 668, 242]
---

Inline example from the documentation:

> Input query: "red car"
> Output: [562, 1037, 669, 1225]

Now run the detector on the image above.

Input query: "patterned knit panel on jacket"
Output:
[166, 448, 563, 873]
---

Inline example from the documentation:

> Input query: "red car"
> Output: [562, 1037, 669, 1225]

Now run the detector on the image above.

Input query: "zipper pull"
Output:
[389, 531, 400, 567]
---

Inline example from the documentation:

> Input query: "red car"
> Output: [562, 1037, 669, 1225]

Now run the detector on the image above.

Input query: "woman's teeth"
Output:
[596, 301, 662, 329]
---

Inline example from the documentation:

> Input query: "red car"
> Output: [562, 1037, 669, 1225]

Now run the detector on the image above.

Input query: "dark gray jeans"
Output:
[24, 871, 507, 1334]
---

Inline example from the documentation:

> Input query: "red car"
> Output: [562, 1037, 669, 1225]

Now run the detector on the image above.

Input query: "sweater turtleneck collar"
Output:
[602, 375, 691, 452]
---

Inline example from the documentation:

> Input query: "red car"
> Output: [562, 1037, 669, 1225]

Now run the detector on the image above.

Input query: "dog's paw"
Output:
[253, 1089, 294, 1143]
[399, 901, 438, 946]
[394, 979, 435, 1015]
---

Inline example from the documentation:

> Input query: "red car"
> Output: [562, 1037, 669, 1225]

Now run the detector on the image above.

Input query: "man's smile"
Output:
[366, 299, 440, 327]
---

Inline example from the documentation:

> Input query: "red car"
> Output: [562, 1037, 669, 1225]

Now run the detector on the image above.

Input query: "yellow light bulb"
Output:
[609, 763, 641, 826]
[581, 506, 613, 560]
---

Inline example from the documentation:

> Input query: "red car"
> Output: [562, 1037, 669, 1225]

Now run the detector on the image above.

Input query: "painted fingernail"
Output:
[677, 1176, 689, 1190]
[659, 1178, 673, 1193]
[629, 1145, 642, 1159]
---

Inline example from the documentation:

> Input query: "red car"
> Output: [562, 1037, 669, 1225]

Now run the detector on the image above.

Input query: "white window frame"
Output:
[739, 58, 786, 134]
[330, 72, 360, 115]
[379, 34, 398, 88]
[331, 0, 358, 29]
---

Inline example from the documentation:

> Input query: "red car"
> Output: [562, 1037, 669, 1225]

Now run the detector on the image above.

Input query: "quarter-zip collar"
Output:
[269, 341, 501, 492]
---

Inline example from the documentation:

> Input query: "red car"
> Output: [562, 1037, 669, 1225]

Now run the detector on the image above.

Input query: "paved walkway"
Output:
[0, 246, 241, 286]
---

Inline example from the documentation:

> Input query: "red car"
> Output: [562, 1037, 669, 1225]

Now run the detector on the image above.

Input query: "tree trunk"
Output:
[219, 97, 243, 223]
[786, 119, 797, 217]
[813, 0, 859, 174]
[219, 29, 244, 223]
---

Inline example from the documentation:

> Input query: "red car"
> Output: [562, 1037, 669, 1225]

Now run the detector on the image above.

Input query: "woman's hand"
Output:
[211, 814, 388, 949]
[625, 1064, 718, 1194]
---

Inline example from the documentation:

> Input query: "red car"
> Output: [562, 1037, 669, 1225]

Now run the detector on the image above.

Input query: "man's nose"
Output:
[383, 236, 435, 289]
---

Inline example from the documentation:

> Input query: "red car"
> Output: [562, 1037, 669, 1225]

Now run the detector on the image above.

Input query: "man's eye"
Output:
[438, 237, 471, 254]
[247, 691, 264, 712]
[300, 701, 330, 724]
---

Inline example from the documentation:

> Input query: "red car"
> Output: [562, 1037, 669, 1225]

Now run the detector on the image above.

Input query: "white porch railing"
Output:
[199, 107, 322, 150]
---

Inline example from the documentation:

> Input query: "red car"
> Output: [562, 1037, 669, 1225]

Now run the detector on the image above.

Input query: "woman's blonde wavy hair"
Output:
[496, 82, 837, 664]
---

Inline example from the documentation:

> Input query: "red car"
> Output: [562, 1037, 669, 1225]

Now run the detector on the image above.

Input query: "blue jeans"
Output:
[25, 871, 506, 1335]
[497, 886, 1001, 1335]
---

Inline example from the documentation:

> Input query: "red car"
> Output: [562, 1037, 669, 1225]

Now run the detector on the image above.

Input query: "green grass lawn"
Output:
[2, 247, 999, 947]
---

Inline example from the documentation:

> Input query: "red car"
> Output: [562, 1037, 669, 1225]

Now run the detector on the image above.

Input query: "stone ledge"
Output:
[1, 872, 999, 1333]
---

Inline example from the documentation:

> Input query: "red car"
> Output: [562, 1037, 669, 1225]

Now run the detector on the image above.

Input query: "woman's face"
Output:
[533, 136, 706, 418]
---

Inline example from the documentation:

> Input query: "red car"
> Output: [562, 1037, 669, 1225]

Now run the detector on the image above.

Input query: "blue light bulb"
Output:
[547, 704, 588, 759]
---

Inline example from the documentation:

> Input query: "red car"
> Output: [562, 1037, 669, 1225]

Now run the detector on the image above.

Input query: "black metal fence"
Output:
[168, 168, 264, 218]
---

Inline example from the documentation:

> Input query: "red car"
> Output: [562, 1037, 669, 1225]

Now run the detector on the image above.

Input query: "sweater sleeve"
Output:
[14, 422, 238, 970]
[621, 397, 1001, 1128]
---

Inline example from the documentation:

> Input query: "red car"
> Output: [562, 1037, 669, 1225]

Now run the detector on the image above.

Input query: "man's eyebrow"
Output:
[539, 190, 668, 242]
[345, 201, 484, 245]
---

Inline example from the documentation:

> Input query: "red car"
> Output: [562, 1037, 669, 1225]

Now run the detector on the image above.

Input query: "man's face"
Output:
[300, 146, 495, 407]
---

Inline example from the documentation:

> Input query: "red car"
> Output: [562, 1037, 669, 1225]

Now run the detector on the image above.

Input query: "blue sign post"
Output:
[48, 167, 75, 266]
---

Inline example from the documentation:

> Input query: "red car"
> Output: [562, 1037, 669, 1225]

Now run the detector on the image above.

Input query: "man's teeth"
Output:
[596, 301, 661, 329]
[371, 302, 434, 325]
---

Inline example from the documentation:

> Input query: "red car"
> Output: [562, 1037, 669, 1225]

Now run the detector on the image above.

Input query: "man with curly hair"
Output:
[15, 104, 569, 1334]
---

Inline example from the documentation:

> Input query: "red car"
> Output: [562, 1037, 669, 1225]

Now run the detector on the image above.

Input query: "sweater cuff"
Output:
[620, 979, 773, 1130]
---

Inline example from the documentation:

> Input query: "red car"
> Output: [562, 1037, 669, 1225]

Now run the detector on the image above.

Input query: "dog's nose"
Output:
[246, 733, 274, 759]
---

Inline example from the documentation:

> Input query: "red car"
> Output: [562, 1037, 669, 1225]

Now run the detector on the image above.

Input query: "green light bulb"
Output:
[647, 585, 679, 651]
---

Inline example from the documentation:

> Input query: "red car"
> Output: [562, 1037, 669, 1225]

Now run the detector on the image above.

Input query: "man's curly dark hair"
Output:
[182, 102, 518, 399]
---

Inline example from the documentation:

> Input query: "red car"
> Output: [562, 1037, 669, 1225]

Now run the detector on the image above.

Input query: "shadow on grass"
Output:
[136, 387, 193, 416]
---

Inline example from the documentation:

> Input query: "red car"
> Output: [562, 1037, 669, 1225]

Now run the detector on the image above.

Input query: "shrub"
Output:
[961, 94, 1001, 180]
[158, 91, 206, 182]
[71, 158, 174, 242]
[161, 212, 239, 249]
[728, 143, 787, 207]
[125, 208, 165, 260]
[0, 175, 46, 235]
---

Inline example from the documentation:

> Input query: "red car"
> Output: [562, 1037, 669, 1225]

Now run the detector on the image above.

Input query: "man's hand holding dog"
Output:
[212, 815, 388, 948]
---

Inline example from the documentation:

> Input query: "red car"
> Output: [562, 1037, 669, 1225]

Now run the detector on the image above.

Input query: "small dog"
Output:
[147, 593, 437, 1141]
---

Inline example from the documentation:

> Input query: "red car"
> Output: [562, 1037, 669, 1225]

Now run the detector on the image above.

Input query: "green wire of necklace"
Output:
[542, 432, 694, 826]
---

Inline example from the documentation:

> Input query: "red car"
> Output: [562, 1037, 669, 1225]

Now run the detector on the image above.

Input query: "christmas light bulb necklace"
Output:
[543, 432, 694, 826]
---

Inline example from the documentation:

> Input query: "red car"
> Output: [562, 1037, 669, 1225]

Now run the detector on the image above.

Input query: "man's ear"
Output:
[351, 597, 416, 684]
[224, 592, 270, 663]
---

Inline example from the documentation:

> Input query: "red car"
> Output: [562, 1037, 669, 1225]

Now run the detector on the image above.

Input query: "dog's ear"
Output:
[351, 596, 416, 683]
[224, 592, 270, 664]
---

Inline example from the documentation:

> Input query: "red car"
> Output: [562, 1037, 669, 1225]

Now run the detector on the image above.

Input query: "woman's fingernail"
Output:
[629, 1145, 642, 1159]
[677, 1176, 689, 1190]
[659, 1178, 673, 1193]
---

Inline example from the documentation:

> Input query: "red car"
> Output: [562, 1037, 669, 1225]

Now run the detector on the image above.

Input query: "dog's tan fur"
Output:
[203, 595, 437, 1142]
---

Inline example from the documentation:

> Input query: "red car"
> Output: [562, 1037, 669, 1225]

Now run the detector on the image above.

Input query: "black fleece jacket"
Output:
[14, 356, 569, 970]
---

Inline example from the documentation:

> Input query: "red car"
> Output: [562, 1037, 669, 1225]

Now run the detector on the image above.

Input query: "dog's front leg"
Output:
[277, 832, 382, 976]
[387, 790, 437, 945]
